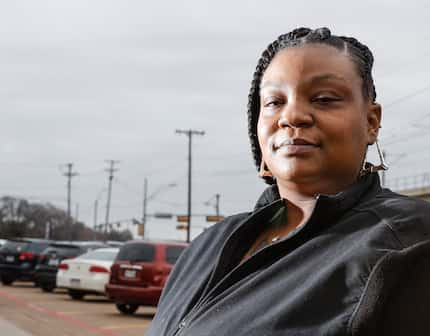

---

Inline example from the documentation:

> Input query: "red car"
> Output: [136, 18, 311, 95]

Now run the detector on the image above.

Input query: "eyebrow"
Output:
[260, 74, 349, 90]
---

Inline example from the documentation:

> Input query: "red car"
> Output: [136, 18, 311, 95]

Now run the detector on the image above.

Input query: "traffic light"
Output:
[177, 215, 189, 222]
[206, 215, 225, 222]
[138, 224, 144, 236]
[176, 224, 189, 230]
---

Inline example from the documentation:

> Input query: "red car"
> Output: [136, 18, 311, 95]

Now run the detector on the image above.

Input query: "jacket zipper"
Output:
[170, 195, 324, 336]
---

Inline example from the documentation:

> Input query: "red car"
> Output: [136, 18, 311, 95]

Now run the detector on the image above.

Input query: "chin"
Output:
[273, 165, 321, 184]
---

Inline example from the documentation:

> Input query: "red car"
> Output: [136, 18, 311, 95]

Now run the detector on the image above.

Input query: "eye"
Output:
[263, 98, 284, 109]
[312, 95, 342, 105]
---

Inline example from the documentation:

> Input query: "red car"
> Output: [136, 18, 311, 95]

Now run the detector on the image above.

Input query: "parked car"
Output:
[106, 240, 188, 315]
[105, 241, 124, 248]
[56, 247, 119, 300]
[0, 238, 51, 285]
[34, 242, 104, 292]
[0, 239, 6, 248]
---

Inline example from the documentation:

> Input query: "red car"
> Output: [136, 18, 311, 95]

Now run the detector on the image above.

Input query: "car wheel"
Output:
[1, 276, 14, 285]
[116, 303, 139, 315]
[41, 285, 55, 293]
[68, 289, 85, 300]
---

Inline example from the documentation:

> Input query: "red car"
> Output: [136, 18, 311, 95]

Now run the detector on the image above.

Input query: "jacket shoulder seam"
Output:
[351, 207, 405, 249]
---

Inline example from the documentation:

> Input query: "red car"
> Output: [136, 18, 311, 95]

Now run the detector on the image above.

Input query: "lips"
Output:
[273, 137, 318, 150]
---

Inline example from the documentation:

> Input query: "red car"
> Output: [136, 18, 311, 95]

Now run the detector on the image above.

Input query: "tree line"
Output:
[0, 196, 132, 241]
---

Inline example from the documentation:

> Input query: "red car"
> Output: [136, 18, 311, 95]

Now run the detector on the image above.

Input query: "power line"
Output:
[384, 84, 430, 111]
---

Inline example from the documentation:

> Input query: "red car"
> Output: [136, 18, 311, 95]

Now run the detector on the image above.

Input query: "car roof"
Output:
[83, 247, 119, 253]
[46, 243, 82, 249]
[123, 239, 188, 246]
[7, 238, 51, 243]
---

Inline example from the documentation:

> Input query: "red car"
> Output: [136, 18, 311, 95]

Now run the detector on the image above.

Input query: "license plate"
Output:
[5, 256, 15, 263]
[70, 278, 80, 287]
[124, 269, 137, 278]
[48, 258, 59, 266]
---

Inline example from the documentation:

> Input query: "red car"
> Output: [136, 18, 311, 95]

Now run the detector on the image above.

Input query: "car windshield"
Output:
[116, 243, 155, 262]
[76, 249, 118, 261]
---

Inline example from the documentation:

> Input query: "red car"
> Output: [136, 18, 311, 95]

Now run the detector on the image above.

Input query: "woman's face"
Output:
[257, 44, 381, 195]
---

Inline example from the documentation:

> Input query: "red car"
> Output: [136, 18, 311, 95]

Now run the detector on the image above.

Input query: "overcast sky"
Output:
[1, 0, 430, 240]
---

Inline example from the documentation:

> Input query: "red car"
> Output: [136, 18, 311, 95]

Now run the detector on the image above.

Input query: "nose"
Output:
[277, 100, 314, 129]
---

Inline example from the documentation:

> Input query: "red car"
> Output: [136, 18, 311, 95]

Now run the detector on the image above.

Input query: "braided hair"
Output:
[247, 27, 377, 185]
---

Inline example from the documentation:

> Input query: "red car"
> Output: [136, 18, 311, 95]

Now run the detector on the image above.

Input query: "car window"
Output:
[166, 246, 186, 264]
[44, 246, 81, 257]
[27, 242, 50, 253]
[77, 249, 118, 261]
[0, 241, 30, 253]
[116, 243, 155, 262]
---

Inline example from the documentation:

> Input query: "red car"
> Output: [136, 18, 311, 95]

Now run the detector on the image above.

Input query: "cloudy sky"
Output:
[1, 0, 430, 240]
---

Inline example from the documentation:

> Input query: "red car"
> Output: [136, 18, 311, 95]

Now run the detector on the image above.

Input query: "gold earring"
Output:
[259, 160, 272, 177]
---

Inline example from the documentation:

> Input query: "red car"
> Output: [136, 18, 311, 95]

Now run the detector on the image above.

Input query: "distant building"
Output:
[386, 173, 430, 202]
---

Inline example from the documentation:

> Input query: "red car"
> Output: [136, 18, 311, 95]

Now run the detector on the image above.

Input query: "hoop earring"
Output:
[259, 160, 272, 177]
[360, 139, 388, 176]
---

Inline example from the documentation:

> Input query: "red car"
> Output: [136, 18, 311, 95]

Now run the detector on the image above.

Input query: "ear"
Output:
[366, 103, 381, 145]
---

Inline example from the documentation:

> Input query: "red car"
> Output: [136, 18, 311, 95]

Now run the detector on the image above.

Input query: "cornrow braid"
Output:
[247, 27, 377, 185]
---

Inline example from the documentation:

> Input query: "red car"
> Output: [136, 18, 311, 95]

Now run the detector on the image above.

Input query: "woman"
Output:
[147, 28, 430, 336]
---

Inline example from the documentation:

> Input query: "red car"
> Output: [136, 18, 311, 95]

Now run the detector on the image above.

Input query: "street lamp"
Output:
[141, 178, 177, 239]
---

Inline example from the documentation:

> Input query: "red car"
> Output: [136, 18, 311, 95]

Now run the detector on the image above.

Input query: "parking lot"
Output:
[0, 282, 156, 336]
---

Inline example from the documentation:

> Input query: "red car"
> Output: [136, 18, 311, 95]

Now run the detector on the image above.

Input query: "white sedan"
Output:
[57, 247, 119, 300]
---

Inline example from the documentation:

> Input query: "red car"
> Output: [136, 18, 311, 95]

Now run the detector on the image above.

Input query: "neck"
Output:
[278, 189, 317, 230]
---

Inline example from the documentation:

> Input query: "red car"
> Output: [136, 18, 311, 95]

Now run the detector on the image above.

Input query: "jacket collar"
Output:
[254, 172, 382, 213]
[201, 172, 382, 301]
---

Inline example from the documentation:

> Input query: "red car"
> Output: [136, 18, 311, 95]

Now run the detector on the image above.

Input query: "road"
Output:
[0, 282, 156, 336]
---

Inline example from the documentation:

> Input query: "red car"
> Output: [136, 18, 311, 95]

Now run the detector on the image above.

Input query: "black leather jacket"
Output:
[147, 173, 430, 336]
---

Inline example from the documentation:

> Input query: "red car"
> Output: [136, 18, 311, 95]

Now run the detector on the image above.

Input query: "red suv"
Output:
[106, 240, 188, 315]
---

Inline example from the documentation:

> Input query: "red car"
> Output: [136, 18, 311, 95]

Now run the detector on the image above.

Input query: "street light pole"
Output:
[141, 178, 176, 239]
[142, 178, 148, 239]
[104, 160, 120, 240]
[215, 193, 220, 216]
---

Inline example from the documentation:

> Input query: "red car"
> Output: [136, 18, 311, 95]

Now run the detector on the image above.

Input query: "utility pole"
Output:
[75, 203, 79, 222]
[176, 129, 205, 243]
[93, 199, 98, 240]
[142, 178, 148, 239]
[104, 160, 120, 239]
[62, 163, 78, 240]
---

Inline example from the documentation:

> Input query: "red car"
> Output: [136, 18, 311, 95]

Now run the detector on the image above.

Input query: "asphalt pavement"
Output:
[0, 317, 33, 336]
